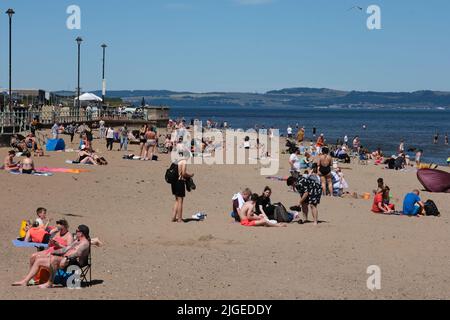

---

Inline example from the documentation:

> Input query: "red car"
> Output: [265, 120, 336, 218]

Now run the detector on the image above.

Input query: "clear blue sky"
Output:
[0, 0, 449, 93]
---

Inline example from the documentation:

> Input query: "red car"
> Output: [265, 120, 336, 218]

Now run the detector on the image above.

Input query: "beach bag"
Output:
[19, 220, 28, 239]
[273, 203, 292, 223]
[152, 155, 158, 161]
[165, 163, 179, 184]
[424, 200, 440, 217]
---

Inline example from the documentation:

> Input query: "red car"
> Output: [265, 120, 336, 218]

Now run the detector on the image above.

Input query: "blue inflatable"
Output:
[46, 139, 66, 152]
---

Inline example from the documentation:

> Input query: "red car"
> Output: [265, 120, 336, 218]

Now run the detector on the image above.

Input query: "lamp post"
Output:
[76, 37, 83, 120]
[101, 44, 107, 106]
[6, 9, 15, 113]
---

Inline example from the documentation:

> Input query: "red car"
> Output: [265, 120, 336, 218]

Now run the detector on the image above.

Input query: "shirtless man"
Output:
[20, 152, 35, 174]
[4, 150, 19, 171]
[316, 147, 333, 196]
[239, 194, 286, 228]
[13, 225, 91, 288]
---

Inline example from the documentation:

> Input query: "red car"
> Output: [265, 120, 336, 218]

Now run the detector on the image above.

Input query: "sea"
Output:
[170, 105, 450, 165]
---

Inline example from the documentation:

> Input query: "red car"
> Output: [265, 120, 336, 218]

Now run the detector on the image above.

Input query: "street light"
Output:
[76, 37, 83, 118]
[6, 8, 15, 112]
[101, 44, 107, 105]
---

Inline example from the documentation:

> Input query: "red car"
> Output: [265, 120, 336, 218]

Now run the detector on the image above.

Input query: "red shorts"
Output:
[241, 219, 256, 227]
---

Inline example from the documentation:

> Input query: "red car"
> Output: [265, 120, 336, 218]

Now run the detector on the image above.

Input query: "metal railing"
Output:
[0, 109, 149, 135]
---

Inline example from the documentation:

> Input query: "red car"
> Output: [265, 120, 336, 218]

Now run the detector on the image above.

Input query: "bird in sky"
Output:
[348, 6, 364, 11]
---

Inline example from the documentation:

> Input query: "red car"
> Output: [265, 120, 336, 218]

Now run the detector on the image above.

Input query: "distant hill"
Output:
[54, 88, 450, 108]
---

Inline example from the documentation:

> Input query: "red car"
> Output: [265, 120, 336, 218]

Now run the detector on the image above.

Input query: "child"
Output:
[375, 178, 384, 195]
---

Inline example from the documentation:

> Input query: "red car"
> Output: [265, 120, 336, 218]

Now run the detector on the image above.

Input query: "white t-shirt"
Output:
[287, 127, 293, 135]
[232, 193, 245, 211]
[289, 154, 301, 170]
[106, 128, 115, 139]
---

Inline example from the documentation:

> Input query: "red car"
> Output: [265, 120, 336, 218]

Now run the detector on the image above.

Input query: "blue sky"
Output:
[0, 0, 449, 93]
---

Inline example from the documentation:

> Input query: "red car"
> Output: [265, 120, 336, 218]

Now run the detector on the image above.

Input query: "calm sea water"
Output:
[170, 106, 450, 165]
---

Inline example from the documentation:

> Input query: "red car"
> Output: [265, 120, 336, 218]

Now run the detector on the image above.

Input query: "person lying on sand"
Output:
[13, 225, 91, 288]
[239, 194, 287, 228]
[4, 150, 19, 171]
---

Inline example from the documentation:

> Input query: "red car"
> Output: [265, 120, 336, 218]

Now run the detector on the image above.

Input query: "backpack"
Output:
[424, 200, 440, 217]
[273, 203, 292, 223]
[165, 163, 179, 184]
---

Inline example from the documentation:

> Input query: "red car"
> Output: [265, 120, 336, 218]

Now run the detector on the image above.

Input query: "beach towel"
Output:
[39, 166, 89, 174]
[12, 239, 48, 249]
[9, 171, 53, 177]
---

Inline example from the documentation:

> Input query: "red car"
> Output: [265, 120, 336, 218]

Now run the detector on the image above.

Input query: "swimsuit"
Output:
[319, 165, 331, 176]
[240, 219, 257, 227]
[22, 169, 33, 174]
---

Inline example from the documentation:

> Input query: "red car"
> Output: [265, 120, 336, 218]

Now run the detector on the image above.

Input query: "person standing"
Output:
[287, 165, 323, 226]
[434, 132, 439, 144]
[297, 127, 305, 143]
[99, 119, 106, 140]
[287, 125, 293, 139]
[312, 127, 317, 139]
[171, 152, 194, 223]
[119, 124, 129, 152]
[51, 123, 59, 140]
[106, 126, 115, 151]
[445, 133, 449, 145]
[398, 139, 405, 154]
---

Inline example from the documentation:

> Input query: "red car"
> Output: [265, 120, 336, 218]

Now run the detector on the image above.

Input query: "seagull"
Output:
[348, 5, 363, 11]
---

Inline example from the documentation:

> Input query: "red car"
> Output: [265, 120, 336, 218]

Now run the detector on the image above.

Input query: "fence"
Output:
[0, 109, 144, 135]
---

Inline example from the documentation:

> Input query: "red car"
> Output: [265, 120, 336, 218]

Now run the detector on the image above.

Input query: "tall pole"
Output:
[76, 37, 83, 119]
[101, 44, 107, 106]
[6, 9, 15, 113]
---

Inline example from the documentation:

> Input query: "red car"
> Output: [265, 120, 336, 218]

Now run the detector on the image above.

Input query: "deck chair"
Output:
[55, 246, 92, 288]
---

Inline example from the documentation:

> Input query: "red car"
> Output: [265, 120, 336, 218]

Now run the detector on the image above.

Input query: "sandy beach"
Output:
[1, 131, 449, 300]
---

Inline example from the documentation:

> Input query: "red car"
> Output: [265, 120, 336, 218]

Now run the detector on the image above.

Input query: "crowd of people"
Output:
[13, 207, 102, 288]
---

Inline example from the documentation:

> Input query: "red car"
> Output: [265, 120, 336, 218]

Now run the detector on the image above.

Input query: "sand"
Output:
[0, 132, 449, 300]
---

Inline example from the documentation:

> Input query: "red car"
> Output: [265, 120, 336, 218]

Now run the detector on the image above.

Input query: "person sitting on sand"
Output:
[256, 187, 275, 220]
[13, 225, 91, 288]
[287, 165, 323, 226]
[10, 135, 27, 152]
[372, 186, 395, 214]
[4, 150, 19, 171]
[239, 194, 286, 228]
[25, 134, 38, 152]
[24, 222, 51, 244]
[402, 190, 425, 216]
[76, 145, 98, 165]
[20, 151, 35, 174]
[232, 188, 252, 222]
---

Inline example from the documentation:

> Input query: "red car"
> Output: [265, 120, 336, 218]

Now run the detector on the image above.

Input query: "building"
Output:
[143, 106, 170, 126]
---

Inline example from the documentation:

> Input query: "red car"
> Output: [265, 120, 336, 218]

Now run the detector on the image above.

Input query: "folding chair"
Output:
[79, 249, 92, 287]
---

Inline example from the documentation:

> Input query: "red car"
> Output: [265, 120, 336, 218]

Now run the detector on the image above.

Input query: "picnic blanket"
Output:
[12, 239, 48, 249]
[9, 171, 53, 177]
[38, 166, 89, 174]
